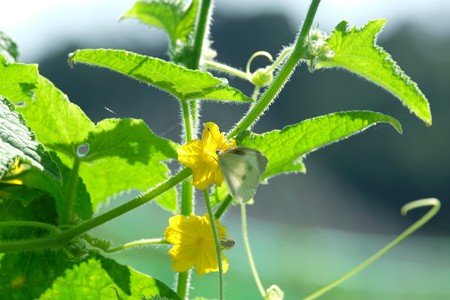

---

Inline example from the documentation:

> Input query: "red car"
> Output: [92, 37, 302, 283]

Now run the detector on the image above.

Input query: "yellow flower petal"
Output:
[177, 140, 203, 169]
[164, 214, 230, 276]
[203, 122, 236, 152]
[177, 122, 236, 190]
[192, 162, 218, 190]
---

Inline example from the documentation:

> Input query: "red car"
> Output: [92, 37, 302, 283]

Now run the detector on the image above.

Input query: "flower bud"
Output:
[250, 67, 273, 87]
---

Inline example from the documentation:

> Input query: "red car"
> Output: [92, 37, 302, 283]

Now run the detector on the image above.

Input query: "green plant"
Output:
[0, 0, 440, 299]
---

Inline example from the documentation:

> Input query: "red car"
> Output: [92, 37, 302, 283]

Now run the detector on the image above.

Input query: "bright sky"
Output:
[0, 0, 448, 62]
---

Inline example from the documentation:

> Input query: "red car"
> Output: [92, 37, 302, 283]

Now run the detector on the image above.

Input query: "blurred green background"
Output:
[1, 1, 449, 299]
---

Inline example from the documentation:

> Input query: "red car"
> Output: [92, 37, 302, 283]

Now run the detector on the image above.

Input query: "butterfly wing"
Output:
[219, 147, 268, 203]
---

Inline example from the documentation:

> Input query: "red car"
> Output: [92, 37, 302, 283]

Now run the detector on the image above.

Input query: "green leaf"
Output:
[94, 253, 132, 295]
[1, 73, 94, 220]
[0, 59, 93, 149]
[1, 151, 91, 223]
[80, 118, 178, 212]
[0, 251, 69, 300]
[1, 167, 66, 220]
[0, 191, 58, 240]
[68, 49, 252, 102]
[0, 96, 84, 222]
[59, 159, 93, 221]
[315, 19, 432, 125]
[121, 0, 199, 47]
[0, 96, 60, 179]
[238, 111, 402, 180]
[0, 184, 48, 209]
[175, 0, 199, 43]
[0, 32, 19, 62]
[18, 76, 95, 150]
[0, 97, 89, 221]
[0, 55, 38, 104]
[0, 58, 178, 213]
[38, 255, 182, 300]
[0, 60, 82, 221]
[83, 234, 112, 252]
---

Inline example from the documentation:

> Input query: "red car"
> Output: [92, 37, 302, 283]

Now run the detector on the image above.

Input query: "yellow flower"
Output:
[164, 214, 229, 276]
[177, 122, 236, 190]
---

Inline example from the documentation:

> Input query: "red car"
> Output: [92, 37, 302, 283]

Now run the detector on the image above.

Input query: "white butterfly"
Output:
[217, 147, 268, 203]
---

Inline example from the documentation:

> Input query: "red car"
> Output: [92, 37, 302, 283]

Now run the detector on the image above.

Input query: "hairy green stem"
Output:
[214, 194, 233, 219]
[61, 157, 81, 224]
[204, 189, 224, 300]
[179, 101, 194, 299]
[177, 271, 191, 299]
[0, 168, 192, 253]
[177, 1, 213, 297]
[209, 0, 322, 216]
[206, 47, 293, 86]
[228, 0, 321, 138]
[205, 60, 249, 79]
[304, 198, 441, 300]
[181, 180, 194, 216]
[189, 101, 199, 138]
[178, 180, 193, 298]
[186, 0, 211, 69]
[183, 0, 213, 141]
[266, 47, 293, 73]
[241, 203, 266, 297]
[181, 100, 194, 142]
[251, 86, 261, 101]
[0, 221, 61, 234]
[103, 238, 169, 254]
